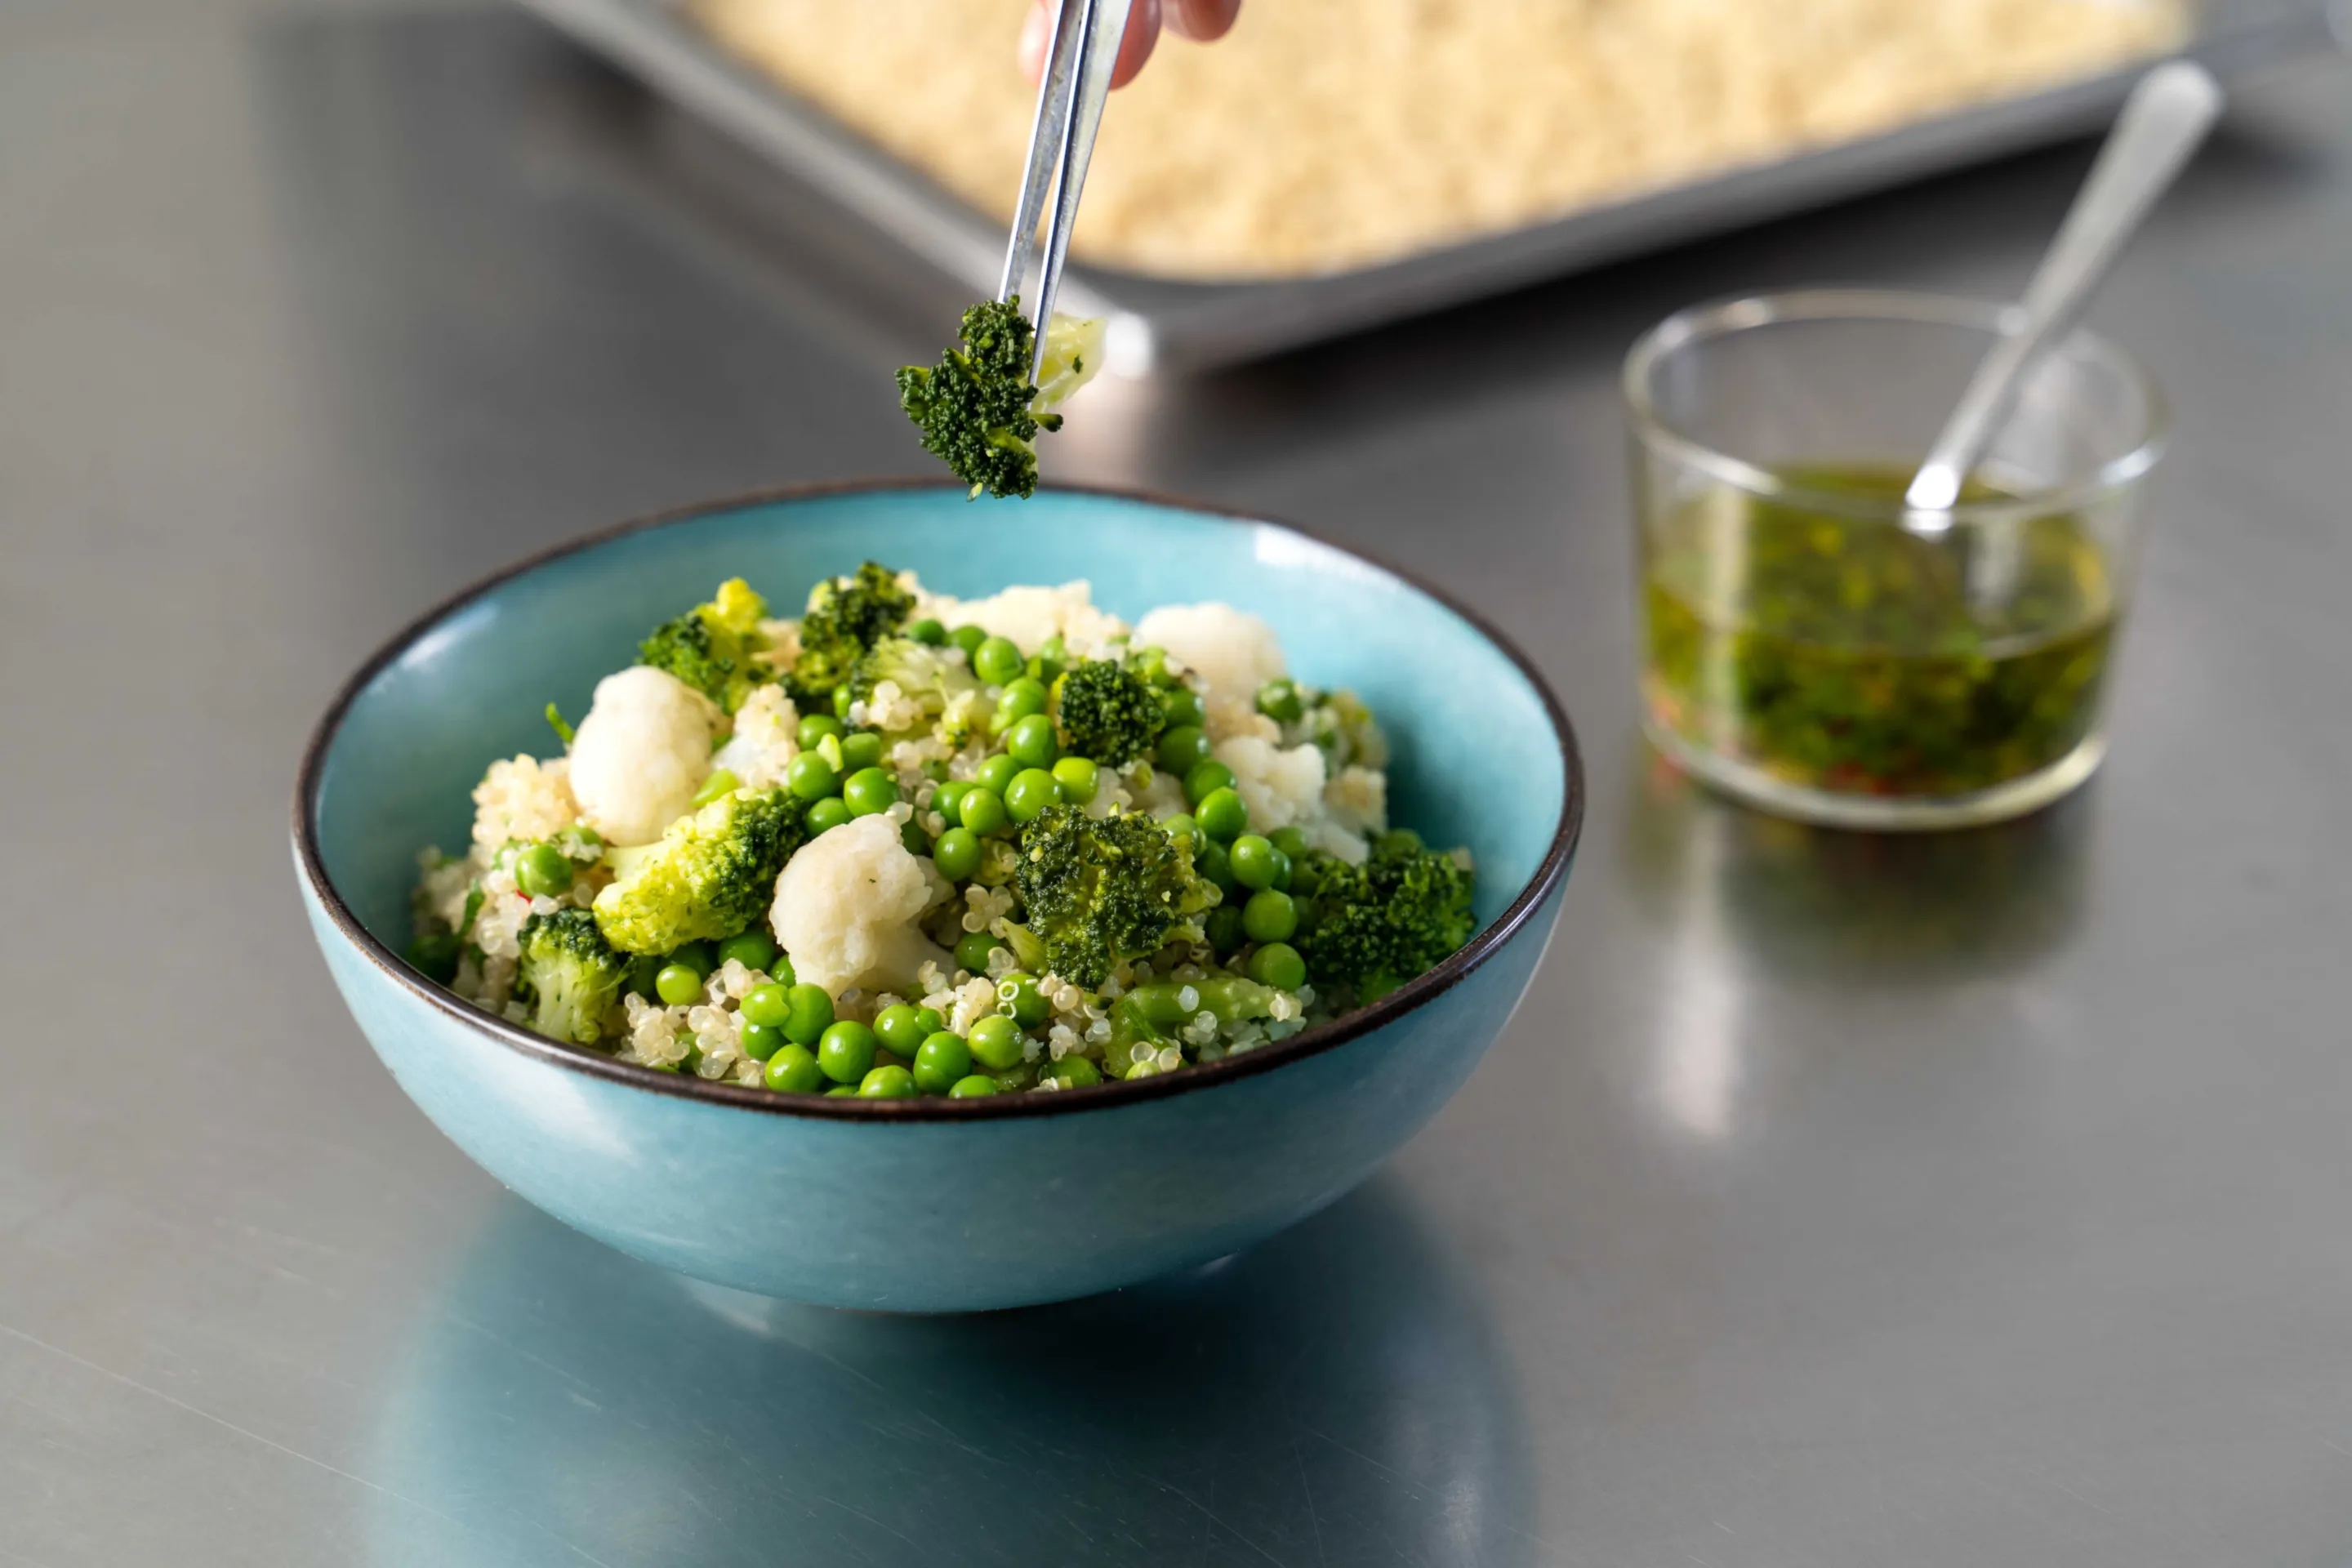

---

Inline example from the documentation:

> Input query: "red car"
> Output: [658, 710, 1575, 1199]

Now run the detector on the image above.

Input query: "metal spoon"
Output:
[1905, 60, 2224, 521]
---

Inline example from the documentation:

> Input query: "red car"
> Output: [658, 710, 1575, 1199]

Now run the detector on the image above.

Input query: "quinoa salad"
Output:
[408, 563, 1477, 1100]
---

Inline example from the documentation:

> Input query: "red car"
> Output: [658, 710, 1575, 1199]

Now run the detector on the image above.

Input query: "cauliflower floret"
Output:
[932, 581, 1131, 661]
[711, 683, 800, 791]
[769, 814, 955, 996]
[1211, 734, 1326, 833]
[1134, 604, 1285, 703]
[568, 666, 719, 847]
[1134, 602, 1290, 740]
[470, 755, 579, 858]
[1296, 817, 1370, 865]
[1321, 764, 1388, 837]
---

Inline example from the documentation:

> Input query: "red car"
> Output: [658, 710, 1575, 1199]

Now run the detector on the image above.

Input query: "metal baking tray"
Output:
[516, 0, 2346, 372]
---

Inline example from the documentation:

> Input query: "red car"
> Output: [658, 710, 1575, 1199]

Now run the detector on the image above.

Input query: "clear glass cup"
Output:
[1623, 289, 2167, 831]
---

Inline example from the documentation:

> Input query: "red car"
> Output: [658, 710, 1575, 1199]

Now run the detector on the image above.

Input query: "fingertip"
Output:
[1110, 0, 1160, 89]
[1167, 0, 1240, 42]
[1018, 0, 1050, 84]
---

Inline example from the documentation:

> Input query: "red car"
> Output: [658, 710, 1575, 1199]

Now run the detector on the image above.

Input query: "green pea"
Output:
[768, 951, 797, 987]
[405, 931, 461, 983]
[995, 677, 1049, 728]
[858, 1064, 917, 1099]
[624, 952, 663, 1000]
[949, 623, 987, 657]
[996, 972, 1049, 1027]
[653, 964, 703, 1006]
[948, 1073, 999, 1098]
[973, 636, 1025, 687]
[764, 1044, 824, 1094]
[1131, 646, 1174, 686]
[913, 1031, 973, 1094]
[975, 754, 1022, 795]
[832, 684, 853, 719]
[1161, 813, 1200, 853]
[786, 751, 839, 802]
[742, 982, 792, 1027]
[1183, 760, 1236, 808]
[874, 1004, 930, 1057]
[840, 731, 885, 773]
[958, 786, 1009, 837]
[968, 1015, 1026, 1071]
[740, 1020, 786, 1062]
[1004, 713, 1060, 768]
[901, 818, 931, 857]
[716, 929, 778, 973]
[1156, 724, 1212, 773]
[1196, 838, 1236, 892]
[824, 1085, 858, 1097]
[1160, 687, 1205, 730]
[688, 768, 742, 811]
[1045, 1056, 1102, 1089]
[932, 779, 972, 821]
[908, 617, 948, 646]
[782, 983, 835, 1047]
[515, 843, 576, 899]
[1256, 679, 1304, 724]
[671, 942, 716, 978]
[1004, 768, 1059, 823]
[1268, 826, 1311, 862]
[1030, 635, 1068, 684]
[817, 1021, 877, 1085]
[843, 767, 898, 817]
[1242, 888, 1298, 944]
[955, 930, 1004, 975]
[932, 826, 982, 881]
[1227, 835, 1288, 891]
[806, 797, 853, 835]
[1374, 828, 1424, 857]
[1205, 905, 1246, 955]
[797, 713, 844, 749]
[1248, 942, 1307, 991]
[1196, 786, 1248, 842]
[1051, 755, 1098, 805]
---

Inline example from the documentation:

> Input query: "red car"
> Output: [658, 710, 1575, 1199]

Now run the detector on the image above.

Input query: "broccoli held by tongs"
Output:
[896, 300, 1104, 501]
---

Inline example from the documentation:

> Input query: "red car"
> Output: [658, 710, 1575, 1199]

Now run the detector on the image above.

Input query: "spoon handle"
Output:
[1906, 61, 2223, 514]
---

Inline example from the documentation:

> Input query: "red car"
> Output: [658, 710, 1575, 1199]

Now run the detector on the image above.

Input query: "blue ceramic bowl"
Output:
[296, 483, 1581, 1312]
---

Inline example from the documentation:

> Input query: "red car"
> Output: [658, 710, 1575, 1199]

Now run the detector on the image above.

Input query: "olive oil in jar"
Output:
[1640, 465, 2114, 800]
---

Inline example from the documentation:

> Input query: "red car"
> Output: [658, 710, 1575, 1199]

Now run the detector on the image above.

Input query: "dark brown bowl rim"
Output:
[292, 479, 1584, 1121]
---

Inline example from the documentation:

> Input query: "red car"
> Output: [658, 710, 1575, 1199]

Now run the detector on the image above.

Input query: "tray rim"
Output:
[514, 0, 2347, 371]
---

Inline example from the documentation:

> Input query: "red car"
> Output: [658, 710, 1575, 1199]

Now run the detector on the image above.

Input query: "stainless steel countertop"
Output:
[4, 6, 2349, 1564]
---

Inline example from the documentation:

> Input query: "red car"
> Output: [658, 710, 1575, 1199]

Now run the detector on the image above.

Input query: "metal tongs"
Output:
[1000, 0, 1129, 383]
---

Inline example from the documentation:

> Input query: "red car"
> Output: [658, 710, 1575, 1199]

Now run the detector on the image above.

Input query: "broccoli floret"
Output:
[1295, 837, 1476, 996]
[591, 787, 808, 955]
[848, 635, 982, 742]
[1013, 804, 1214, 989]
[1052, 658, 1164, 766]
[515, 908, 630, 1046]
[790, 561, 915, 702]
[1299, 688, 1389, 773]
[638, 577, 772, 713]
[895, 301, 1105, 501]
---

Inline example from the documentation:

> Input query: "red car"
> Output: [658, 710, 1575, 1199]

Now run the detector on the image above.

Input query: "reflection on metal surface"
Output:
[368, 1182, 1532, 1566]
[1622, 744, 2091, 989]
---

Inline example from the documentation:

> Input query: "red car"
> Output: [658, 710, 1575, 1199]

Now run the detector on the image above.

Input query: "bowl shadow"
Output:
[367, 1178, 1537, 1566]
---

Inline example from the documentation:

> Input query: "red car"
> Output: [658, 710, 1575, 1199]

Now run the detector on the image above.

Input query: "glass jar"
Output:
[1624, 289, 2167, 831]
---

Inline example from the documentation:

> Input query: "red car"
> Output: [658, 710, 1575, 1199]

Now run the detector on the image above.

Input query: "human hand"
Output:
[1018, 0, 1241, 91]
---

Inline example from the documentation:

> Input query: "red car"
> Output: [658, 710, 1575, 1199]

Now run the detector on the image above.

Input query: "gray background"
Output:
[4, 3, 2350, 1563]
